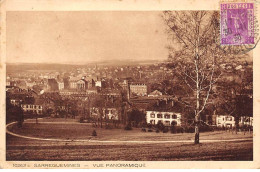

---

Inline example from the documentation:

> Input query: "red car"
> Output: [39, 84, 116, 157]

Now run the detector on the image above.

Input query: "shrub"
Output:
[200, 124, 213, 132]
[124, 123, 132, 130]
[92, 130, 97, 136]
[184, 126, 195, 133]
[141, 122, 147, 128]
[105, 124, 113, 129]
[163, 127, 169, 133]
[79, 117, 84, 123]
[147, 123, 152, 129]
[175, 126, 184, 133]
[156, 121, 165, 131]
[148, 129, 153, 132]
[170, 121, 177, 133]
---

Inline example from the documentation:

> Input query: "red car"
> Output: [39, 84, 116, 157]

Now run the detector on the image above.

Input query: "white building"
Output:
[240, 116, 253, 126]
[146, 111, 181, 126]
[57, 81, 64, 90]
[76, 79, 87, 90]
[130, 83, 147, 96]
[216, 115, 253, 128]
[216, 115, 235, 128]
[10, 99, 22, 106]
[95, 81, 102, 88]
[21, 104, 43, 115]
[104, 108, 119, 120]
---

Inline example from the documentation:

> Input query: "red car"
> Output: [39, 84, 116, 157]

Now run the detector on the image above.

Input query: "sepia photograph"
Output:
[1, 0, 259, 168]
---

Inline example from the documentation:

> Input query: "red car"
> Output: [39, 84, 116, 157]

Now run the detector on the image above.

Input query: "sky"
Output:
[7, 11, 169, 64]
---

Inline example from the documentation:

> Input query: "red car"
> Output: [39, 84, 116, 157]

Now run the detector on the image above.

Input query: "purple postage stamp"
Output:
[221, 2, 254, 45]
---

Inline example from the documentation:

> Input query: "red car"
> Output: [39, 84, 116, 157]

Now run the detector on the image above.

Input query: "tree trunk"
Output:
[195, 55, 200, 144]
[100, 111, 103, 128]
[194, 115, 199, 144]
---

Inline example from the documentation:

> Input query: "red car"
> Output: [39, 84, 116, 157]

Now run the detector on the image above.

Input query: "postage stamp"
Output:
[221, 2, 254, 45]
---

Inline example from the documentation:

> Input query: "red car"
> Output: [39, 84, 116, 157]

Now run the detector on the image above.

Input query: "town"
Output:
[6, 58, 253, 132]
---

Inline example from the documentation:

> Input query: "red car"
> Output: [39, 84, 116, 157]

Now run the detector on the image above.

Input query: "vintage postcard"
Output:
[0, 0, 260, 169]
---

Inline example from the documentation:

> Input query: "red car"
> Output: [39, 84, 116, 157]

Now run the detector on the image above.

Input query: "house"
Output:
[129, 83, 147, 97]
[104, 108, 119, 120]
[119, 80, 129, 91]
[90, 107, 120, 121]
[57, 81, 64, 90]
[10, 99, 22, 106]
[146, 111, 181, 126]
[20, 93, 55, 116]
[148, 90, 163, 97]
[240, 116, 253, 127]
[95, 80, 102, 88]
[21, 104, 43, 115]
[216, 115, 235, 128]
[76, 79, 88, 91]
[69, 77, 79, 89]
[86, 78, 96, 89]
[145, 99, 183, 126]
[216, 115, 253, 128]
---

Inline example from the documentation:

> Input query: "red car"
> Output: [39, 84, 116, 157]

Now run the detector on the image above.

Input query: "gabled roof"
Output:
[148, 90, 162, 96]
[146, 100, 183, 113]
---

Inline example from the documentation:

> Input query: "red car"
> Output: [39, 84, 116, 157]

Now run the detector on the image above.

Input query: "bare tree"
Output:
[163, 11, 224, 144]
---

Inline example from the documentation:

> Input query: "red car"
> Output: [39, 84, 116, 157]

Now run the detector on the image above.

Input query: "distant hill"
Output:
[6, 59, 163, 73]
[6, 63, 81, 73]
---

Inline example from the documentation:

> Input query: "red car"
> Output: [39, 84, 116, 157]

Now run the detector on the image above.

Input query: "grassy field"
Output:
[7, 121, 253, 141]
[6, 120, 253, 161]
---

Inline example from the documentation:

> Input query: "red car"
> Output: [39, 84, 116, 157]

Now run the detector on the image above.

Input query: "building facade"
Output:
[216, 115, 235, 128]
[130, 83, 147, 97]
[146, 111, 181, 126]
[21, 104, 43, 115]
[76, 79, 87, 90]
[57, 81, 64, 90]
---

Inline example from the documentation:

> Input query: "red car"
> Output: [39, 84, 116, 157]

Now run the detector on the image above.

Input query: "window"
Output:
[164, 121, 170, 126]
[150, 113, 155, 118]
[172, 114, 177, 119]
[164, 114, 170, 119]
[226, 117, 233, 121]
[157, 113, 162, 118]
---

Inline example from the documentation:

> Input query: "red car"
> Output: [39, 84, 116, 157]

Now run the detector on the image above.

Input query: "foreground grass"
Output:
[6, 134, 252, 161]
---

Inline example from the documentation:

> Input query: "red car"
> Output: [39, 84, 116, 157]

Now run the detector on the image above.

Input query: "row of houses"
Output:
[7, 85, 253, 128]
[216, 115, 253, 128]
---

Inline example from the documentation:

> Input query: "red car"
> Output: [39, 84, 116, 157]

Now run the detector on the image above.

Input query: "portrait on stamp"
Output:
[221, 2, 254, 45]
